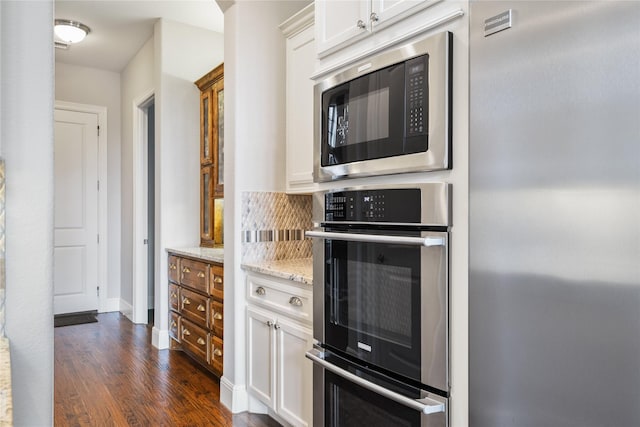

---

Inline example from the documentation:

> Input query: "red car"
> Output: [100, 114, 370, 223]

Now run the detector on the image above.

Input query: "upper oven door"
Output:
[317, 226, 449, 391]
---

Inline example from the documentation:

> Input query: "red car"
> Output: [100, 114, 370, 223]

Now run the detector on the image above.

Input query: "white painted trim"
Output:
[120, 298, 133, 321]
[54, 101, 108, 316]
[100, 297, 120, 313]
[132, 90, 155, 325]
[152, 326, 169, 350]
[220, 376, 249, 413]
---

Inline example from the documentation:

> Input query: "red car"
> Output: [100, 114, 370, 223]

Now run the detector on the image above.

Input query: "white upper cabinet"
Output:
[316, 0, 442, 58]
[281, 4, 317, 194]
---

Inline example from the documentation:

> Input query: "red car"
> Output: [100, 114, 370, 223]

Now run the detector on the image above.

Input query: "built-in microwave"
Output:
[314, 31, 452, 182]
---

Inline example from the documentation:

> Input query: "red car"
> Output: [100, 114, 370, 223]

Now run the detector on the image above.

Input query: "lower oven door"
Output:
[307, 347, 448, 427]
[311, 227, 448, 390]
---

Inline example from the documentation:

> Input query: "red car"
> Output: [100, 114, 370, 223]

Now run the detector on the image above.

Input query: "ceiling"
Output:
[55, 1, 225, 72]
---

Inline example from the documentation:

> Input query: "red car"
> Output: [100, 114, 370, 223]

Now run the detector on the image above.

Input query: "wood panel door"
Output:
[53, 109, 99, 315]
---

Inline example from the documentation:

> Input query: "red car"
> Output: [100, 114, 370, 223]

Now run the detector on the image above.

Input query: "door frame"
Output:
[54, 100, 108, 312]
[132, 90, 155, 324]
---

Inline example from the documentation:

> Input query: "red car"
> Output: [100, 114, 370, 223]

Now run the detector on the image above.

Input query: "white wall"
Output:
[0, 1, 54, 425]
[121, 37, 154, 309]
[221, 0, 309, 412]
[55, 62, 122, 309]
[152, 19, 224, 347]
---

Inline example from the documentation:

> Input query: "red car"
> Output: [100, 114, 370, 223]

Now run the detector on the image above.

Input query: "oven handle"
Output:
[305, 348, 446, 415]
[305, 230, 445, 247]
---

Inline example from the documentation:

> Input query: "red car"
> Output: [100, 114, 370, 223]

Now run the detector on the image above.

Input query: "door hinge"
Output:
[97, 125, 100, 136]
[97, 234, 100, 244]
[97, 180, 100, 191]
[97, 286, 100, 297]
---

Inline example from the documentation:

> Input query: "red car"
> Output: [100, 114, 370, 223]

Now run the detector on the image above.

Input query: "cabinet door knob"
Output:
[197, 304, 206, 312]
[370, 12, 379, 22]
[289, 296, 303, 307]
[274, 323, 281, 330]
[255, 286, 266, 296]
[266, 320, 273, 327]
[356, 19, 366, 29]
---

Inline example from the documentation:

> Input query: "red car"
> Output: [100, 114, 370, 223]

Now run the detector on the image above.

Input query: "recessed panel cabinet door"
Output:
[53, 109, 99, 315]
[247, 307, 276, 408]
[316, 0, 370, 57]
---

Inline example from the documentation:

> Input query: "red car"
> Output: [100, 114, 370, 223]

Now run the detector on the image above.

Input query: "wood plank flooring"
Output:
[55, 312, 281, 427]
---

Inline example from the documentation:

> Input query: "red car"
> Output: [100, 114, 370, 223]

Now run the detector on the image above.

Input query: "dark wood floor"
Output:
[54, 312, 281, 427]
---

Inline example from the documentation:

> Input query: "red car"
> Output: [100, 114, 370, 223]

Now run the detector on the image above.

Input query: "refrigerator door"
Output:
[470, 2, 640, 426]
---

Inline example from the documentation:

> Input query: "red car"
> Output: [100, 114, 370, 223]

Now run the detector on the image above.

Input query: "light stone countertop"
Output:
[242, 258, 313, 286]
[0, 337, 12, 426]
[166, 247, 224, 264]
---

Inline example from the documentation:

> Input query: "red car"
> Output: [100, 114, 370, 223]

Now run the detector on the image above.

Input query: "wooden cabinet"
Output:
[195, 64, 224, 247]
[246, 273, 313, 427]
[280, 5, 317, 194]
[315, 0, 442, 57]
[168, 252, 224, 377]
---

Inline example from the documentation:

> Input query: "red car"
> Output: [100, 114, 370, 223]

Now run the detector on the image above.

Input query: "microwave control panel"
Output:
[325, 189, 420, 223]
[406, 55, 429, 137]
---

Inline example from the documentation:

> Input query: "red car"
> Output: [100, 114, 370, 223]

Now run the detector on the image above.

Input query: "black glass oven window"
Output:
[326, 370, 418, 427]
[346, 260, 412, 347]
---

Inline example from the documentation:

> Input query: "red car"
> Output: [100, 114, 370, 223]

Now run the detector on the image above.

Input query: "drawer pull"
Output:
[171, 320, 177, 328]
[182, 267, 191, 273]
[182, 297, 191, 306]
[197, 337, 206, 346]
[171, 292, 177, 299]
[170, 264, 177, 270]
[197, 272, 205, 278]
[289, 296, 303, 307]
[213, 348, 223, 357]
[197, 304, 206, 312]
[213, 311, 223, 320]
[255, 287, 266, 296]
[182, 328, 191, 338]
[213, 276, 223, 284]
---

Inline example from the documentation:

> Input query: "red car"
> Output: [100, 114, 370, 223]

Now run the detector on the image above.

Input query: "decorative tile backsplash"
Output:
[241, 192, 312, 262]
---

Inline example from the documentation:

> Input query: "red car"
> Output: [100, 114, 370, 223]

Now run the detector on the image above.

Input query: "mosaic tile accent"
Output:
[241, 192, 312, 262]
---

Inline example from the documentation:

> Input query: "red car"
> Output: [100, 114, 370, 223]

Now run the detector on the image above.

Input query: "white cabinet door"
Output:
[316, 0, 371, 57]
[276, 317, 313, 427]
[372, 0, 442, 31]
[285, 24, 317, 194]
[247, 307, 276, 408]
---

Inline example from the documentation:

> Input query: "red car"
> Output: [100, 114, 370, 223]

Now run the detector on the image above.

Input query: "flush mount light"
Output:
[54, 19, 91, 44]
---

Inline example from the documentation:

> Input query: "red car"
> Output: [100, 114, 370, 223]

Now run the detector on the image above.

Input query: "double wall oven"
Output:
[306, 183, 451, 426]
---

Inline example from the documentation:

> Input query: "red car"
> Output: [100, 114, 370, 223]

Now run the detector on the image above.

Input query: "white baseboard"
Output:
[248, 394, 268, 414]
[120, 299, 134, 321]
[220, 376, 249, 413]
[99, 297, 120, 313]
[152, 326, 169, 350]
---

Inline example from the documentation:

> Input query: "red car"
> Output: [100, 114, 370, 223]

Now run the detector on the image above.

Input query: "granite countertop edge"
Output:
[241, 258, 313, 286]
[166, 247, 224, 264]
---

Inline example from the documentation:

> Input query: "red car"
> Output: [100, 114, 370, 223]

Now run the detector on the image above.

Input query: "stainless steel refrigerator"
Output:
[469, 2, 640, 426]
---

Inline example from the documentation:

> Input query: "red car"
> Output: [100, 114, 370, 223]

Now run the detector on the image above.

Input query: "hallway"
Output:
[54, 312, 280, 426]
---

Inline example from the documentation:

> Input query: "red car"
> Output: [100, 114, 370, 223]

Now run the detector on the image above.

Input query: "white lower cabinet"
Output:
[246, 274, 313, 427]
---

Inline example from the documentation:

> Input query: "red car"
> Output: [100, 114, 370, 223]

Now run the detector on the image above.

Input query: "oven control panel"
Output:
[325, 189, 421, 223]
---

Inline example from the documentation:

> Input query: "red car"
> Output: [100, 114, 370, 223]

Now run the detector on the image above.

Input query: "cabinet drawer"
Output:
[210, 335, 223, 377]
[169, 283, 180, 312]
[168, 255, 180, 283]
[181, 318, 209, 365]
[169, 312, 181, 342]
[210, 299, 224, 337]
[247, 275, 312, 324]
[210, 264, 224, 300]
[180, 287, 208, 329]
[180, 258, 209, 293]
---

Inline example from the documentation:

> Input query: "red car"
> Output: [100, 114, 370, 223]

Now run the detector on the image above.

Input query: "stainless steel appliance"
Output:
[314, 32, 452, 182]
[469, 2, 640, 426]
[306, 183, 451, 426]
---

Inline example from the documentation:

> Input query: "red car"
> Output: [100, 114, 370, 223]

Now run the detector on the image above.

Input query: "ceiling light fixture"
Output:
[54, 19, 91, 44]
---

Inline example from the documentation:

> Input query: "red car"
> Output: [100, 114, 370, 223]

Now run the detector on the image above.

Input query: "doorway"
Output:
[133, 92, 155, 325]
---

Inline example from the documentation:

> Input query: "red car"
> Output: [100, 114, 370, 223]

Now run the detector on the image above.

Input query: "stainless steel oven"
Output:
[306, 183, 451, 426]
[314, 31, 452, 182]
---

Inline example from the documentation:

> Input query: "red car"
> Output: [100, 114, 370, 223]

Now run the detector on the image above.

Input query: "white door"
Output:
[53, 109, 99, 315]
